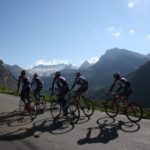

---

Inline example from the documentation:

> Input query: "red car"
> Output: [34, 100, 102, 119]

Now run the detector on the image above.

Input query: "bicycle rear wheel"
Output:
[105, 100, 119, 118]
[67, 102, 80, 124]
[19, 99, 25, 115]
[28, 101, 37, 120]
[126, 102, 143, 123]
[50, 101, 61, 120]
[38, 96, 46, 111]
[81, 99, 94, 117]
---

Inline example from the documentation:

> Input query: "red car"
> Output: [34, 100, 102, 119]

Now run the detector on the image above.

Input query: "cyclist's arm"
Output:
[51, 78, 56, 92]
[108, 80, 116, 93]
[70, 79, 76, 91]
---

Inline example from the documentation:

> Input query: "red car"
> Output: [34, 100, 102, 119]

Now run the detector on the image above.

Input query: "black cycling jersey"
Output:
[18, 75, 30, 86]
[52, 76, 69, 91]
[31, 77, 43, 88]
[71, 76, 88, 90]
[109, 77, 131, 94]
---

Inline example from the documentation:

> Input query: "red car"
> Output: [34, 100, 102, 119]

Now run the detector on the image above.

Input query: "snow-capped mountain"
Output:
[27, 63, 78, 76]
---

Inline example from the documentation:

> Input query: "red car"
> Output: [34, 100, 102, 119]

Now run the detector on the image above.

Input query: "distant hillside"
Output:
[88, 48, 149, 89]
[0, 60, 17, 89]
[128, 61, 150, 107]
[80, 61, 92, 69]
[7, 64, 22, 79]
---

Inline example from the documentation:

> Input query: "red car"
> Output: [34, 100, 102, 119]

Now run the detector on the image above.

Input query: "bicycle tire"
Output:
[38, 95, 46, 111]
[125, 102, 143, 123]
[50, 101, 61, 120]
[105, 100, 119, 118]
[19, 99, 25, 115]
[67, 102, 80, 124]
[28, 100, 37, 120]
[81, 99, 94, 117]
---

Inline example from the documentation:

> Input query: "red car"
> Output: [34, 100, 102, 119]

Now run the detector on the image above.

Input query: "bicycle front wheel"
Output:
[126, 102, 143, 123]
[81, 99, 94, 117]
[67, 102, 80, 124]
[105, 100, 119, 118]
[50, 101, 61, 120]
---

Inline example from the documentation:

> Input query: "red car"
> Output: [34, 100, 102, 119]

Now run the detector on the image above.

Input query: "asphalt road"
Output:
[0, 93, 150, 150]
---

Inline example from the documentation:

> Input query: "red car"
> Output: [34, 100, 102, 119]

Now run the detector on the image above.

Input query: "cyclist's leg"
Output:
[81, 84, 88, 98]
[20, 85, 26, 103]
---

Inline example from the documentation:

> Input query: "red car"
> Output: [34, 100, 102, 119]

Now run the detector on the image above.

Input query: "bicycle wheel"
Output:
[28, 101, 37, 120]
[105, 100, 119, 118]
[50, 101, 61, 120]
[38, 96, 46, 111]
[81, 99, 94, 117]
[125, 102, 143, 123]
[19, 99, 25, 115]
[67, 102, 80, 124]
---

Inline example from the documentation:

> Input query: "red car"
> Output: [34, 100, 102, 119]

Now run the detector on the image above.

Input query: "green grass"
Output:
[0, 86, 17, 96]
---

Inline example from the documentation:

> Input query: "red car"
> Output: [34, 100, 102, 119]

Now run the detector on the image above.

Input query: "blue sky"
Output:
[0, 0, 150, 68]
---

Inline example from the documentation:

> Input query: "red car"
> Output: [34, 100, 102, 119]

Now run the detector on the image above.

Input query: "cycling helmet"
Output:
[113, 72, 121, 80]
[76, 72, 81, 77]
[33, 73, 38, 78]
[55, 71, 61, 77]
[21, 70, 26, 75]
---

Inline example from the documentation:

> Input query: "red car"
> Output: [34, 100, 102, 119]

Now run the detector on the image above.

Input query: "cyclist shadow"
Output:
[77, 117, 140, 145]
[0, 116, 74, 141]
[0, 111, 32, 127]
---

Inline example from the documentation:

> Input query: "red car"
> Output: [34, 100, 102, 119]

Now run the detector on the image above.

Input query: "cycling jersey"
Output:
[31, 77, 44, 99]
[52, 76, 69, 95]
[31, 77, 44, 89]
[71, 76, 88, 88]
[18, 75, 31, 102]
[51, 76, 69, 116]
[109, 77, 132, 98]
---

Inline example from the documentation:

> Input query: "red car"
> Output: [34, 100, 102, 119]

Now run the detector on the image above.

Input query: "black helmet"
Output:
[33, 73, 38, 78]
[113, 72, 121, 80]
[55, 71, 61, 77]
[76, 72, 81, 77]
[21, 70, 26, 75]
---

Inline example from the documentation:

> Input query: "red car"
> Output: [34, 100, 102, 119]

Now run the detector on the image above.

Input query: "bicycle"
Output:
[105, 93, 143, 123]
[19, 96, 37, 120]
[49, 91, 80, 124]
[30, 91, 46, 113]
[68, 91, 94, 117]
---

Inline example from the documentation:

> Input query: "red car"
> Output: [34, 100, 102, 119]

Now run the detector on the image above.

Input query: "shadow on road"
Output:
[0, 111, 32, 127]
[0, 111, 74, 141]
[77, 117, 140, 145]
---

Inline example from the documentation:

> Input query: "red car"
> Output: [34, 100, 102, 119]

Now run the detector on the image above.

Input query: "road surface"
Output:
[0, 93, 150, 150]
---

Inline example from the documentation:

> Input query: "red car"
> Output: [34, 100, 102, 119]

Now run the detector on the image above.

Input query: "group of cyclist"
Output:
[17, 69, 132, 116]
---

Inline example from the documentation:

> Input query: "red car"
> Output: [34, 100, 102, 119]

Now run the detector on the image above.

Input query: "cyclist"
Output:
[17, 70, 31, 104]
[70, 72, 88, 99]
[51, 71, 69, 116]
[107, 72, 132, 100]
[31, 73, 44, 100]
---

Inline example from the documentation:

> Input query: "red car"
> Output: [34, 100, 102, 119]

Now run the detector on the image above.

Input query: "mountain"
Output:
[128, 61, 150, 107]
[0, 60, 17, 89]
[88, 48, 150, 89]
[27, 63, 78, 77]
[39, 48, 150, 100]
[80, 61, 92, 69]
[7, 64, 22, 79]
